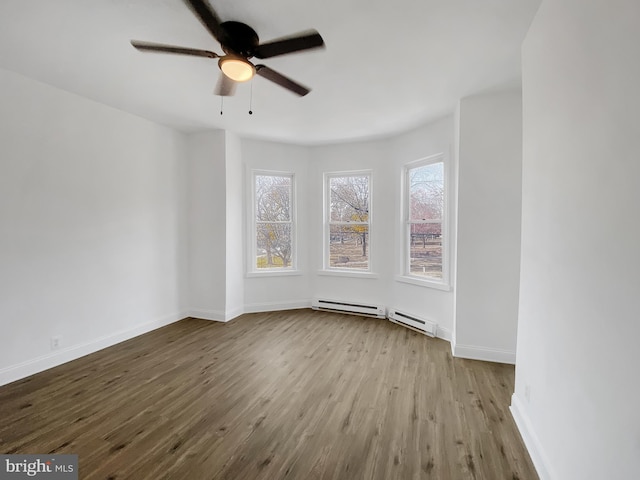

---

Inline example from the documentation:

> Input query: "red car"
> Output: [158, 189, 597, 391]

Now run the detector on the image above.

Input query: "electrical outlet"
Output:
[51, 335, 62, 350]
[524, 385, 531, 403]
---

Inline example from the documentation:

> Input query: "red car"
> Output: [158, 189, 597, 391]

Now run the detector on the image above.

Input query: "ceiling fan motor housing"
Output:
[220, 21, 259, 57]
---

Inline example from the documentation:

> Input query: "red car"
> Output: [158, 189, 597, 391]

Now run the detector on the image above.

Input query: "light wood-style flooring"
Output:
[0, 310, 538, 479]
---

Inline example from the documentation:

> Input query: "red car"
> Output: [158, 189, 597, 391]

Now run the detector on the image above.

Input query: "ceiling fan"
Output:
[130, 0, 325, 97]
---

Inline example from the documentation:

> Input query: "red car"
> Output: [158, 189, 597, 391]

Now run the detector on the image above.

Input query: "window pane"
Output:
[256, 223, 292, 268]
[329, 176, 369, 223]
[409, 162, 443, 221]
[329, 224, 369, 269]
[409, 222, 442, 278]
[255, 175, 291, 222]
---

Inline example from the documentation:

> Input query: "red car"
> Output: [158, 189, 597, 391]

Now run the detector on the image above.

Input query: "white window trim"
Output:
[322, 170, 374, 274]
[395, 274, 451, 291]
[317, 270, 380, 279]
[247, 169, 298, 276]
[398, 153, 450, 289]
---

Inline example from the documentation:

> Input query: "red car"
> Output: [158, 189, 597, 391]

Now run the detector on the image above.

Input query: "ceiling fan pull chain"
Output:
[249, 80, 254, 115]
[220, 95, 224, 115]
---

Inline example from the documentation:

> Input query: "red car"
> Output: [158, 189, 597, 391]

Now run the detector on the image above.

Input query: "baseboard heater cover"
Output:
[311, 298, 386, 318]
[388, 308, 437, 337]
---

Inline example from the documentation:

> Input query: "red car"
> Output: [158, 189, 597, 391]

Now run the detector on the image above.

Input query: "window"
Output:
[325, 172, 371, 271]
[404, 157, 445, 282]
[253, 172, 295, 271]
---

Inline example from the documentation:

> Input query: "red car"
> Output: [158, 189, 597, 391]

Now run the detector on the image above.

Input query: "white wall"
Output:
[513, 0, 640, 478]
[389, 116, 457, 338]
[0, 68, 188, 385]
[308, 138, 393, 304]
[454, 92, 523, 363]
[186, 130, 227, 320]
[224, 132, 245, 318]
[186, 130, 248, 321]
[304, 117, 457, 336]
[241, 138, 312, 312]
[240, 121, 456, 336]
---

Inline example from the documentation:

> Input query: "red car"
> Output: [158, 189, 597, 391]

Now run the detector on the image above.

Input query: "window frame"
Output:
[248, 169, 298, 277]
[398, 154, 450, 290]
[322, 170, 374, 275]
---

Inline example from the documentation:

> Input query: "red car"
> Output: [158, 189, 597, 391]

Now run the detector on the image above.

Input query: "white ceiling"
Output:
[0, 0, 540, 145]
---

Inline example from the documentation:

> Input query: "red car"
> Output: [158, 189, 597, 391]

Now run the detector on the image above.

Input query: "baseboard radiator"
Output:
[388, 308, 437, 337]
[311, 298, 386, 319]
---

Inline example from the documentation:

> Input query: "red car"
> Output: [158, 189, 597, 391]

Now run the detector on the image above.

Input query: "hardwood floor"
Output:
[0, 310, 538, 479]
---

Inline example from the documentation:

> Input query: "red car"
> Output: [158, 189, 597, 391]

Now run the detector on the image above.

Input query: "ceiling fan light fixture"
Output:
[219, 56, 255, 82]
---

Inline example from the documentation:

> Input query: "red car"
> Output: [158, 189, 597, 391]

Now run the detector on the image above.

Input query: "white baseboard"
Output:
[243, 300, 311, 313]
[224, 306, 245, 322]
[436, 326, 453, 342]
[510, 393, 555, 480]
[452, 342, 516, 364]
[0, 302, 509, 387]
[188, 307, 246, 323]
[188, 309, 228, 322]
[0, 311, 186, 387]
[191, 301, 310, 320]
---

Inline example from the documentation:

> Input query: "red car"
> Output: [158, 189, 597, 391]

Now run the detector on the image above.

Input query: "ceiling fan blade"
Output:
[254, 30, 324, 59]
[215, 73, 237, 96]
[131, 41, 218, 58]
[255, 65, 310, 96]
[182, 0, 224, 42]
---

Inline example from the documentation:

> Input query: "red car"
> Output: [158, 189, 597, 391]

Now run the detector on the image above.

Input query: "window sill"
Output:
[246, 270, 303, 278]
[317, 270, 380, 279]
[395, 275, 451, 291]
